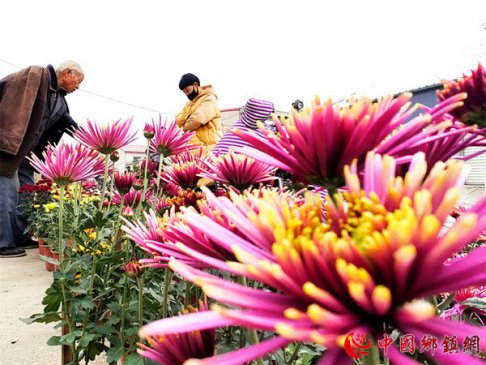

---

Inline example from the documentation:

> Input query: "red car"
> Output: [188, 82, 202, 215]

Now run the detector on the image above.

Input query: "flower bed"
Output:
[21, 66, 486, 364]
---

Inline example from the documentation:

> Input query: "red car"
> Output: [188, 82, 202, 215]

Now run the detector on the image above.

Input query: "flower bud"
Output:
[122, 260, 141, 277]
[133, 179, 144, 190]
[110, 151, 120, 162]
[143, 123, 155, 139]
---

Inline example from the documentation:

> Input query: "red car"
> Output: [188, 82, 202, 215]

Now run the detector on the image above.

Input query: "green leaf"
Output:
[438, 292, 456, 313]
[71, 297, 95, 311]
[462, 297, 486, 310]
[47, 336, 62, 346]
[57, 330, 82, 345]
[21, 312, 61, 324]
[79, 333, 98, 348]
[107, 302, 122, 312]
[70, 287, 88, 295]
[124, 327, 139, 337]
[105, 315, 120, 326]
[123, 353, 144, 365]
[42, 287, 63, 313]
[93, 324, 116, 335]
[106, 335, 121, 347]
[39, 255, 59, 265]
[106, 346, 123, 363]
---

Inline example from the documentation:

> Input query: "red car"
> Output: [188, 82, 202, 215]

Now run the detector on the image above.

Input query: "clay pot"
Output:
[51, 251, 60, 271]
[39, 244, 54, 272]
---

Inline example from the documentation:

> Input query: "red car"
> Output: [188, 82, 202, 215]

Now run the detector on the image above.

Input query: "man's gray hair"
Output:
[56, 60, 84, 75]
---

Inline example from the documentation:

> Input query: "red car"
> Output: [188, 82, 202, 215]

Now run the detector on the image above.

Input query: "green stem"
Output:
[107, 168, 116, 210]
[162, 268, 173, 318]
[119, 239, 132, 356]
[99, 154, 111, 210]
[429, 295, 439, 311]
[137, 275, 144, 329]
[119, 273, 129, 356]
[73, 182, 82, 228]
[438, 292, 456, 314]
[156, 153, 163, 197]
[184, 280, 191, 307]
[238, 276, 263, 365]
[58, 185, 77, 363]
[239, 326, 245, 348]
[137, 273, 145, 365]
[58, 185, 65, 261]
[287, 343, 302, 364]
[195, 287, 200, 308]
[113, 194, 125, 248]
[363, 339, 380, 365]
[140, 139, 150, 206]
[79, 255, 97, 356]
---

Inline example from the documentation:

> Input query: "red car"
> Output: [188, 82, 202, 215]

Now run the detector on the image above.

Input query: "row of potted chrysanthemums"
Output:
[22, 64, 486, 365]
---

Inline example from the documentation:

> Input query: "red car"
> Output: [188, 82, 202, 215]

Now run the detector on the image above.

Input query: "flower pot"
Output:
[51, 251, 60, 271]
[39, 244, 54, 272]
[38, 238, 46, 257]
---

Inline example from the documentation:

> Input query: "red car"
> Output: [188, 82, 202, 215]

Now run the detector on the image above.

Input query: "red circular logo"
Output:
[344, 332, 371, 359]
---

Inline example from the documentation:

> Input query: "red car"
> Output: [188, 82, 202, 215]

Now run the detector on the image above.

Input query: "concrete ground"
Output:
[0, 248, 107, 365]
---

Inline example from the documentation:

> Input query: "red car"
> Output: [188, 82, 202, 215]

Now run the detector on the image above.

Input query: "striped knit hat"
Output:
[213, 98, 275, 155]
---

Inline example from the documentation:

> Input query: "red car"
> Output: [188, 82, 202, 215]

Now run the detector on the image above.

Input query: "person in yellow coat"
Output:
[176, 73, 223, 146]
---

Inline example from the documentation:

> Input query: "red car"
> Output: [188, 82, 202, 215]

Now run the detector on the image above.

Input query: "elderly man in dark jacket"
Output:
[0, 61, 84, 257]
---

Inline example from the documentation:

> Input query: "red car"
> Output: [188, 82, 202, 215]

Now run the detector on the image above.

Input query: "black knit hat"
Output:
[179, 73, 200, 90]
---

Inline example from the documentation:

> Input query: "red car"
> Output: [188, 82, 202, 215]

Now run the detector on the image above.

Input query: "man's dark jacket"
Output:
[0, 65, 78, 177]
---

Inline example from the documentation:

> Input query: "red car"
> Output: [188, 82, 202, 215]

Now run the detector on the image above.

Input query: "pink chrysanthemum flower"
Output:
[74, 118, 136, 154]
[167, 187, 304, 265]
[342, 151, 468, 212]
[167, 147, 206, 165]
[162, 162, 202, 191]
[149, 116, 196, 158]
[449, 205, 486, 243]
[121, 206, 134, 217]
[199, 154, 276, 191]
[141, 153, 486, 364]
[28, 143, 105, 185]
[112, 187, 154, 207]
[122, 209, 199, 269]
[164, 181, 182, 196]
[113, 171, 136, 195]
[383, 99, 486, 173]
[438, 63, 486, 129]
[161, 148, 210, 193]
[442, 286, 486, 325]
[127, 188, 293, 270]
[140, 158, 158, 176]
[139, 302, 216, 365]
[155, 196, 172, 214]
[235, 94, 466, 190]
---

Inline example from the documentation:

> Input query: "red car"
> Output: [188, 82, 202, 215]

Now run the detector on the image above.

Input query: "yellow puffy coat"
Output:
[176, 85, 223, 146]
